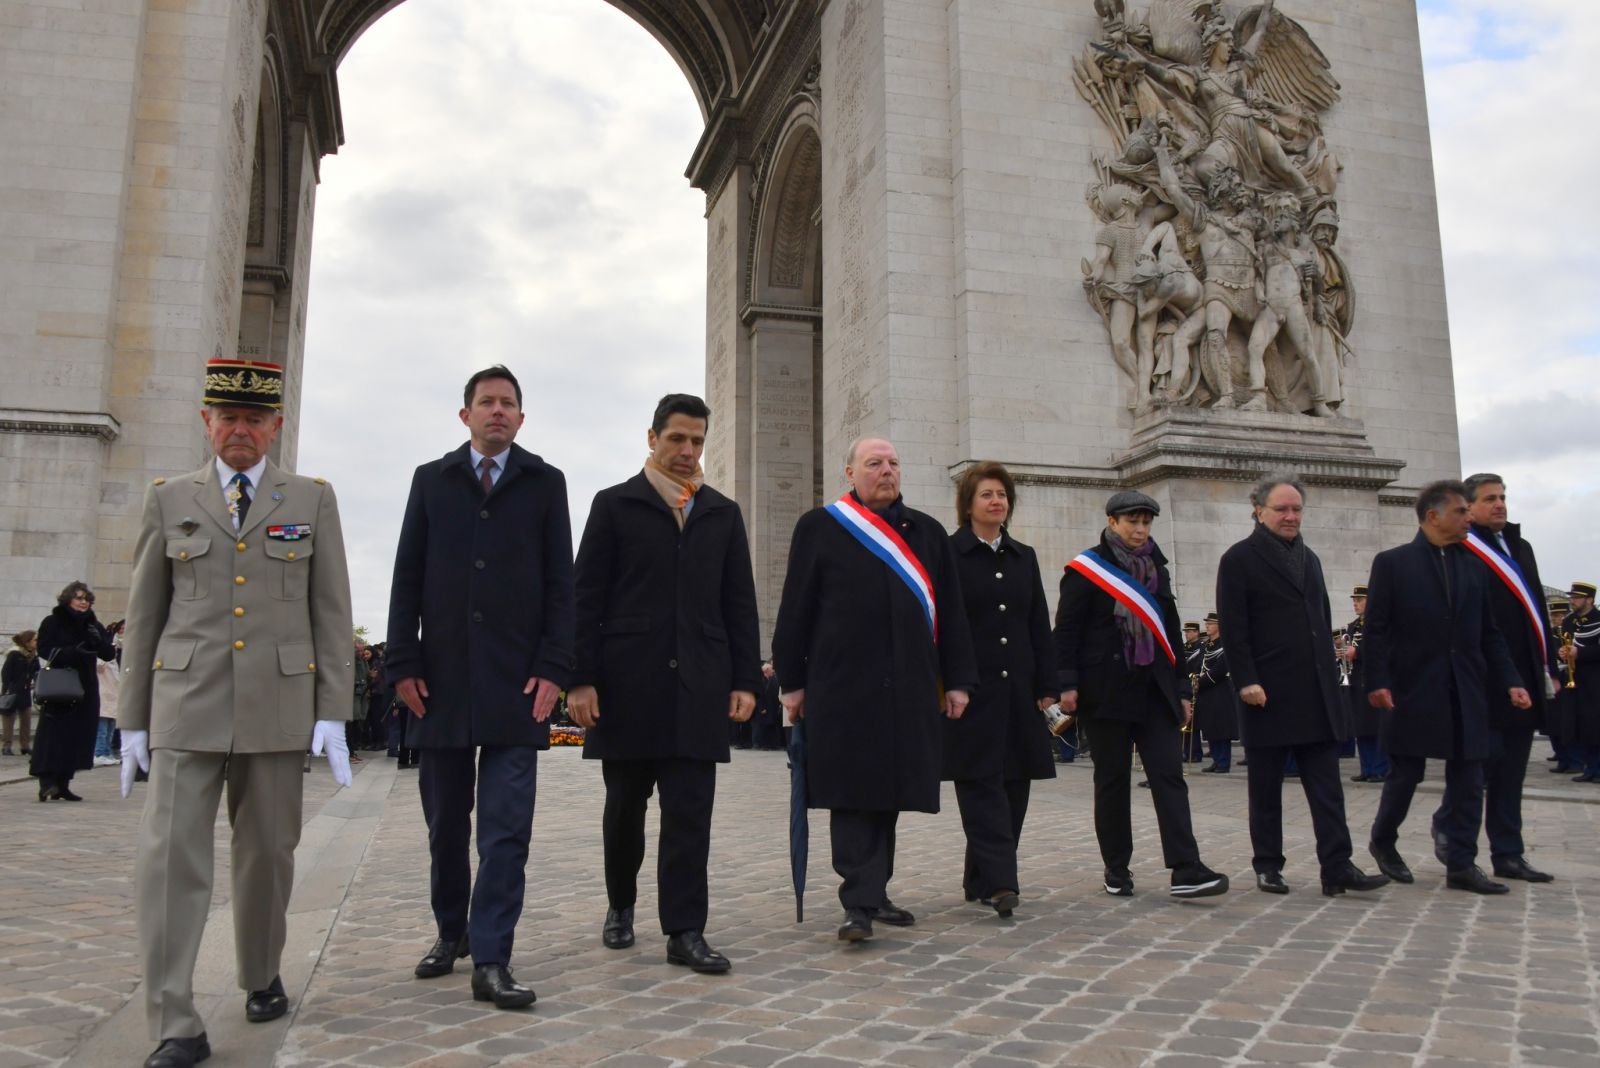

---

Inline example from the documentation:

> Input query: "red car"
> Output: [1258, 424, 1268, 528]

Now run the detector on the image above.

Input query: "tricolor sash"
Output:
[1464, 531, 1548, 664]
[824, 495, 937, 639]
[1066, 549, 1177, 666]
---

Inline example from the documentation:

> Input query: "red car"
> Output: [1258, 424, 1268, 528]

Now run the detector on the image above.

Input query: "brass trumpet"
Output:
[1559, 629, 1577, 690]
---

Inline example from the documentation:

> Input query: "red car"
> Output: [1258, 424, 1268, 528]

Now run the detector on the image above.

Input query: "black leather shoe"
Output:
[144, 1033, 211, 1068]
[989, 890, 1019, 918]
[1572, 773, 1599, 783]
[602, 906, 635, 949]
[57, 786, 83, 801]
[1349, 773, 1371, 783]
[1103, 868, 1134, 897]
[837, 908, 873, 942]
[875, 900, 915, 927]
[666, 930, 731, 974]
[1201, 763, 1228, 773]
[1549, 765, 1574, 773]
[471, 963, 536, 1008]
[1256, 871, 1290, 894]
[1492, 856, 1554, 883]
[1368, 843, 1413, 884]
[414, 933, 469, 979]
[1321, 862, 1390, 896]
[1446, 865, 1510, 895]
[245, 974, 288, 1022]
[1431, 826, 1449, 868]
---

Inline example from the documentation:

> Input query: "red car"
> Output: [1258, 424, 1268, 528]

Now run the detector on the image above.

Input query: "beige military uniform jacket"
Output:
[119, 460, 355, 752]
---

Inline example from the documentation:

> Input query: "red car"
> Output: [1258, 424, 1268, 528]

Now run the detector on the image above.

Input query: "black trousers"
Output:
[1372, 754, 1484, 871]
[830, 809, 899, 910]
[956, 777, 1030, 898]
[1244, 740, 1353, 876]
[417, 745, 537, 967]
[1082, 708, 1199, 872]
[1435, 725, 1532, 863]
[601, 757, 716, 935]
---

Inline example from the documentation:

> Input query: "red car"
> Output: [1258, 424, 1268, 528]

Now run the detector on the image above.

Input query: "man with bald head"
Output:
[773, 438, 978, 942]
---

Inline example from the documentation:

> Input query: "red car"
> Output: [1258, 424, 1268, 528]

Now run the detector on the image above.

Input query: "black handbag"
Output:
[0, 692, 16, 712]
[34, 651, 85, 705]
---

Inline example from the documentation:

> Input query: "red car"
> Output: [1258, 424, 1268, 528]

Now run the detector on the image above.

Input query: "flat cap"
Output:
[1105, 489, 1160, 517]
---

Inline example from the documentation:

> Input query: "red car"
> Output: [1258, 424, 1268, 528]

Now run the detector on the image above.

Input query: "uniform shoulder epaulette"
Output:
[314, 477, 327, 485]
[152, 477, 166, 486]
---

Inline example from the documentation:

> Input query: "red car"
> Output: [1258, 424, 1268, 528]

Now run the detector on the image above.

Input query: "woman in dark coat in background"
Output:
[31, 581, 116, 801]
[943, 462, 1057, 918]
[2, 629, 40, 756]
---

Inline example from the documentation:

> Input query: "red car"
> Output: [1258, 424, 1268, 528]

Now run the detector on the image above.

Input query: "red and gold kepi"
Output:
[203, 358, 283, 409]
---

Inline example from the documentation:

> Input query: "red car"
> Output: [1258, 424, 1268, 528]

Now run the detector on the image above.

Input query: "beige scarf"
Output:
[643, 457, 705, 530]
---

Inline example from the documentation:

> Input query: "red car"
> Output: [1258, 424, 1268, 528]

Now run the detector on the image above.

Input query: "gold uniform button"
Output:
[153, 660, 163, 669]
[235, 575, 246, 585]
[178, 551, 189, 561]
[233, 640, 245, 651]
[233, 607, 245, 617]
[286, 551, 296, 561]
[308, 662, 316, 671]
[236, 542, 247, 552]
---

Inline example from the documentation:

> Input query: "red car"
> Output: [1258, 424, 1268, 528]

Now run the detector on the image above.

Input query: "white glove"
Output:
[311, 720, 353, 788]
[120, 729, 150, 799]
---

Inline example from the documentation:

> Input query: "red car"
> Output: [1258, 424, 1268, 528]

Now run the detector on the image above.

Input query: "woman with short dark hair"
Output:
[2, 629, 39, 756]
[943, 462, 1058, 917]
[31, 581, 117, 801]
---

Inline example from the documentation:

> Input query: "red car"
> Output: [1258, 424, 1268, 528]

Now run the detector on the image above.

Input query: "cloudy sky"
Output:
[299, 0, 1600, 634]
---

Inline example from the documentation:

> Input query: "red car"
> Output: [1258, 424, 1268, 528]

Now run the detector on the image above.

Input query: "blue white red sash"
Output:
[1066, 549, 1177, 666]
[1464, 531, 1548, 664]
[824, 495, 937, 640]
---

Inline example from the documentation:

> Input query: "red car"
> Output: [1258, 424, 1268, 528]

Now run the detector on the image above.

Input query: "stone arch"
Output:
[751, 106, 822, 306]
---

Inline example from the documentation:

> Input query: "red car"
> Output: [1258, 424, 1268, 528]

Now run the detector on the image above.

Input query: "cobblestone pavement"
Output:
[1, 745, 1597, 1067]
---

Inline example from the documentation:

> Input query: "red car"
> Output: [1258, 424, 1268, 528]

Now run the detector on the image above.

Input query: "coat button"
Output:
[233, 640, 245, 651]
[236, 542, 247, 552]
[474, 559, 486, 570]
[233, 607, 244, 618]
[1001, 670, 1009, 678]
[995, 571, 1002, 579]
[480, 510, 490, 519]
[286, 551, 296, 561]
[998, 604, 1007, 612]
[1000, 637, 1008, 645]
[178, 551, 189, 561]
[669, 659, 678, 669]
[235, 575, 246, 586]
[473, 611, 483, 623]
[308, 662, 316, 671]
[153, 660, 163, 669]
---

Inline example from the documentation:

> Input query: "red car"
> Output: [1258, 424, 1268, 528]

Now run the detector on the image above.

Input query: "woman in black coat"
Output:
[943, 462, 1057, 917]
[31, 581, 116, 801]
[2, 629, 39, 756]
[1054, 490, 1228, 899]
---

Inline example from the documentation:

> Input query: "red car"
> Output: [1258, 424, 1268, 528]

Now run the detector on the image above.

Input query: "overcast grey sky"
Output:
[299, 0, 1600, 635]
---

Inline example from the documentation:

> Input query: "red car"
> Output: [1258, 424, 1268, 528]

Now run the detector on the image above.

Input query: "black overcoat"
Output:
[941, 527, 1057, 783]
[31, 605, 115, 776]
[572, 473, 761, 762]
[1344, 615, 1381, 735]
[1561, 608, 1600, 745]
[772, 496, 978, 813]
[1193, 638, 1239, 740]
[1363, 532, 1521, 760]
[1215, 524, 1347, 747]
[385, 442, 575, 749]
[1053, 533, 1190, 723]
[2, 649, 39, 712]
[1471, 522, 1556, 732]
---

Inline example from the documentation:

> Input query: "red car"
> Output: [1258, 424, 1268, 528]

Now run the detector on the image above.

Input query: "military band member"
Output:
[568, 394, 761, 973]
[1054, 490, 1228, 899]
[1546, 598, 1573, 769]
[120, 359, 355, 1068]
[1344, 586, 1388, 783]
[1216, 476, 1386, 896]
[772, 437, 978, 942]
[1435, 474, 1556, 880]
[1194, 614, 1238, 773]
[1364, 480, 1531, 894]
[1559, 582, 1600, 782]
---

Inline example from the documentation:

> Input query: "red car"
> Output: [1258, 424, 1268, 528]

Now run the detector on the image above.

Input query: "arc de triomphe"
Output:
[1, 0, 1458, 639]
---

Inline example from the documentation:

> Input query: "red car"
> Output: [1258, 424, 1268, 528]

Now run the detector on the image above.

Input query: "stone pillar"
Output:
[703, 164, 753, 511]
[749, 315, 819, 642]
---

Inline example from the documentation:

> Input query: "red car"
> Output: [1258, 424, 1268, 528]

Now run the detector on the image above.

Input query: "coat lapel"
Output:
[1250, 524, 1304, 592]
[190, 466, 237, 536]
[238, 461, 287, 537]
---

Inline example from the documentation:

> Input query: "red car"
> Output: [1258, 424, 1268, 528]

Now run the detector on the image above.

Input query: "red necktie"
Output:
[479, 457, 495, 496]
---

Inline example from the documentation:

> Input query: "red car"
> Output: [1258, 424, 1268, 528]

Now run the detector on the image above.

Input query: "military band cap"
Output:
[1105, 489, 1160, 517]
[203, 358, 283, 409]
[1205, 611, 1220, 623]
[1572, 582, 1597, 599]
[1550, 599, 1571, 612]
[1183, 621, 1199, 631]
[1351, 585, 1368, 597]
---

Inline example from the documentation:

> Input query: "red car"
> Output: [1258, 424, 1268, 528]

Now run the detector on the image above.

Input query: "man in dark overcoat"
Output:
[772, 437, 978, 943]
[386, 365, 575, 1008]
[567, 394, 760, 973]
[1364, 479, 1530, 895]
[1430, 474, 1556, 880]
[1216, 477, 1387, 897]
[1193, 614, 1238, 773]
[752, 661, 785, 750]
[1559, 582, 1600, 781]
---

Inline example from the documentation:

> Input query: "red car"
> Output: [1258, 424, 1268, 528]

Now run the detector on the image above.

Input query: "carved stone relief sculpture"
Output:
[1074, 0, 1354, 416]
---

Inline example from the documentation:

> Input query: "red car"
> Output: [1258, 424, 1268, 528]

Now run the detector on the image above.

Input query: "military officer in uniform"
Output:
[1546, 598, 1572, 769]
[1559, 582, 1600, 782]
[1194, 614, 1238, 773]
[1344, 586, 1388, 782]
[119, 359, 355, 1068]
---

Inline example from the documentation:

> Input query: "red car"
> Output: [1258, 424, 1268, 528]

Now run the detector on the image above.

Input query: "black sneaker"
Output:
[1171, 863, 1229, 898]
[1103, 868, 1134, 897]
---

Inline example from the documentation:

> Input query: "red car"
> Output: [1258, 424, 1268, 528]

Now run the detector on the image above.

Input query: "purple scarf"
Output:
[1105, 533, 1159, 667]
